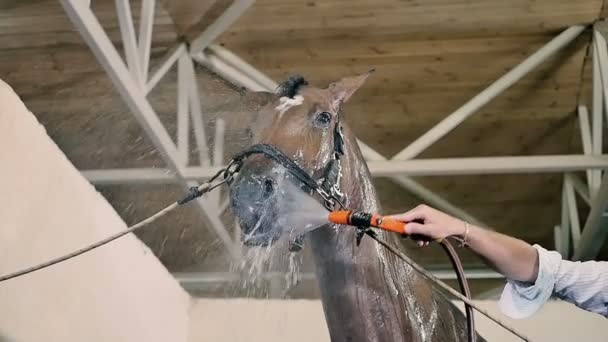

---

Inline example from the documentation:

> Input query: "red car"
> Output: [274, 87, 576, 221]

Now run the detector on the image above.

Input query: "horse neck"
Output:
[338, 126, 380, 213]
[307, 125, 473, 342]
[307, 125, 421, 341]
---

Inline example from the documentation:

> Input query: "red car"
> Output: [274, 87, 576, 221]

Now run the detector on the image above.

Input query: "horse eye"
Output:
[314, 112, 332, 128]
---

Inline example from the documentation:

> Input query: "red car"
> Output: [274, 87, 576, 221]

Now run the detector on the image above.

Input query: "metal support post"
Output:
[115, 0, 142, 85]
[564, 175, 582, 249]
[184, 56, 211, 166]
[211, 118, 226, 207]
[578, 105, 594, 190]
[177, 53, 190, 166]
[592, 34, 604, 196]
[560, 183, 571, 257]
[138, 0, 155, 82]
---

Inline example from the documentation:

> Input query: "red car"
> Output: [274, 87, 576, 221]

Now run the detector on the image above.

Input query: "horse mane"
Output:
[277, 75, 308, 98]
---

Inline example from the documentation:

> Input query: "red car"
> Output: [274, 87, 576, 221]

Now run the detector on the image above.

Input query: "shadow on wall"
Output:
[0, 332, 13, 342]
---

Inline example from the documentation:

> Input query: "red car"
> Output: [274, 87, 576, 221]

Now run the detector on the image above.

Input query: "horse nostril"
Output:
[262, 178, 275, 198]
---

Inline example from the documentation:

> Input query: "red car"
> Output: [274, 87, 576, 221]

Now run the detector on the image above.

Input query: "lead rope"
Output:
[0, 201, 180, 283]
[0, 165, 236, 283]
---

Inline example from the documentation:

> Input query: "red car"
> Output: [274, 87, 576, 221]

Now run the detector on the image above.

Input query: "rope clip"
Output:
[355, 226, 376, 246]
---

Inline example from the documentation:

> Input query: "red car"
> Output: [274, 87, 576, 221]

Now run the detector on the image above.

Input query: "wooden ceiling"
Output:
[1, 0, 607, 298]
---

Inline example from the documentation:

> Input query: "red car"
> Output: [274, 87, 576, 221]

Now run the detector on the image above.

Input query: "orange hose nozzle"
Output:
[328, 211, 351, 225]
[328, 210, 407, 235]
[369, 213, 407, 234]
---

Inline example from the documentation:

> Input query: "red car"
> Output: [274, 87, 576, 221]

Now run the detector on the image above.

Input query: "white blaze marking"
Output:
[275, 95, 304, 117]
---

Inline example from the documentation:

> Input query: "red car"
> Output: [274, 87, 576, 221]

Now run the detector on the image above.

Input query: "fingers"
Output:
[387, 205, 441, 245]
[403, 222, 425, 235]
[387, 204, 429, 223]
[405, 222, 434, 246]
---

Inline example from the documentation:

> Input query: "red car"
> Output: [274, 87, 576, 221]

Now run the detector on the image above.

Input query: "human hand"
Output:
[387, 205, 467, 247]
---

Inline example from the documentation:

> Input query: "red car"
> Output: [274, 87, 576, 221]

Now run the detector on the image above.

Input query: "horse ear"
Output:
[329, 69, 374, 103]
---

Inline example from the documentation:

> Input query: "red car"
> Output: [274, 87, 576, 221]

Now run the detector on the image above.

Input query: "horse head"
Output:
[229, 71, 373, 247]
[228, 71, 480, 341]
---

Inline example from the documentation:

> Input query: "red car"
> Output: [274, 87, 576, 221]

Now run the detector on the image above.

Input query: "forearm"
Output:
[461, 225, 539, 283]
[390, 205, 541, 282]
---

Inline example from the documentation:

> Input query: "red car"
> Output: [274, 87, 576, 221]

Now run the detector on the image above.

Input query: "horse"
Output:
[229, 71, 485, 341]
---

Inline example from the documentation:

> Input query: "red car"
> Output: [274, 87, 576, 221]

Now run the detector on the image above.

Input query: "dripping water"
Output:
[229, 178, 331, 297]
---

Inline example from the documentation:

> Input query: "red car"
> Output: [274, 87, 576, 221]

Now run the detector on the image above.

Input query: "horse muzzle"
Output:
[229, 166, 285, 246]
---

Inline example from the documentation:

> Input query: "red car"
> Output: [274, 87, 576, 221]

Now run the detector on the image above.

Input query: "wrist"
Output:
[450, 220, 472, 246]
[448, 219, 467, 237]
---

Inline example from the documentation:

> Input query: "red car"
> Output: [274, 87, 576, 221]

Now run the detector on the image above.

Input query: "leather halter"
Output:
[319, 114, 347, 210]
[229, 119, 346, 211]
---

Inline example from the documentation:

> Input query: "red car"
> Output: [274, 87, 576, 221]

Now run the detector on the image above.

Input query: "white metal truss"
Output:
[554, 22, 608, 261]
[391, 26, 586, 161]
[60, 0, 608, 269]
[567, 22, 608, 261]
[58, 0, 240, 261]
[138, 0, 155, 83]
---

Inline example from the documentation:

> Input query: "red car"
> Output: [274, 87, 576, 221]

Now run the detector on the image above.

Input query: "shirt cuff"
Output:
[498, 244, 562, 319]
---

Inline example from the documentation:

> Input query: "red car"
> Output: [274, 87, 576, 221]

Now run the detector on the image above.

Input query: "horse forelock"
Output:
[278, 75, 308, 98]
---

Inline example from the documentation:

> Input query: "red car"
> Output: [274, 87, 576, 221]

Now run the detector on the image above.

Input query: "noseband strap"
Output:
[231, 144, 319, 191]
[230, 142, 345, 210]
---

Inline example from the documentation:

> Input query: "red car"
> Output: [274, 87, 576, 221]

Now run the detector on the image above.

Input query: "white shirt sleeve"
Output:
[498, 244, 608, 319]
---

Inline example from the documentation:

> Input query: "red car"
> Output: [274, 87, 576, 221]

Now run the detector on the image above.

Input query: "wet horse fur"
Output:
[230, 73, 486, 341]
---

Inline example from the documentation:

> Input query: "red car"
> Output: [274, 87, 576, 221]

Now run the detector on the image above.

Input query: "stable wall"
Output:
[0, 79, 190, 342]
[190, 298, 608, 342]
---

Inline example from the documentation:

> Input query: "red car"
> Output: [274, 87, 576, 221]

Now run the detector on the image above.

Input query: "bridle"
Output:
[225, 108, 347, 249]
[229, 109, 348, 211]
